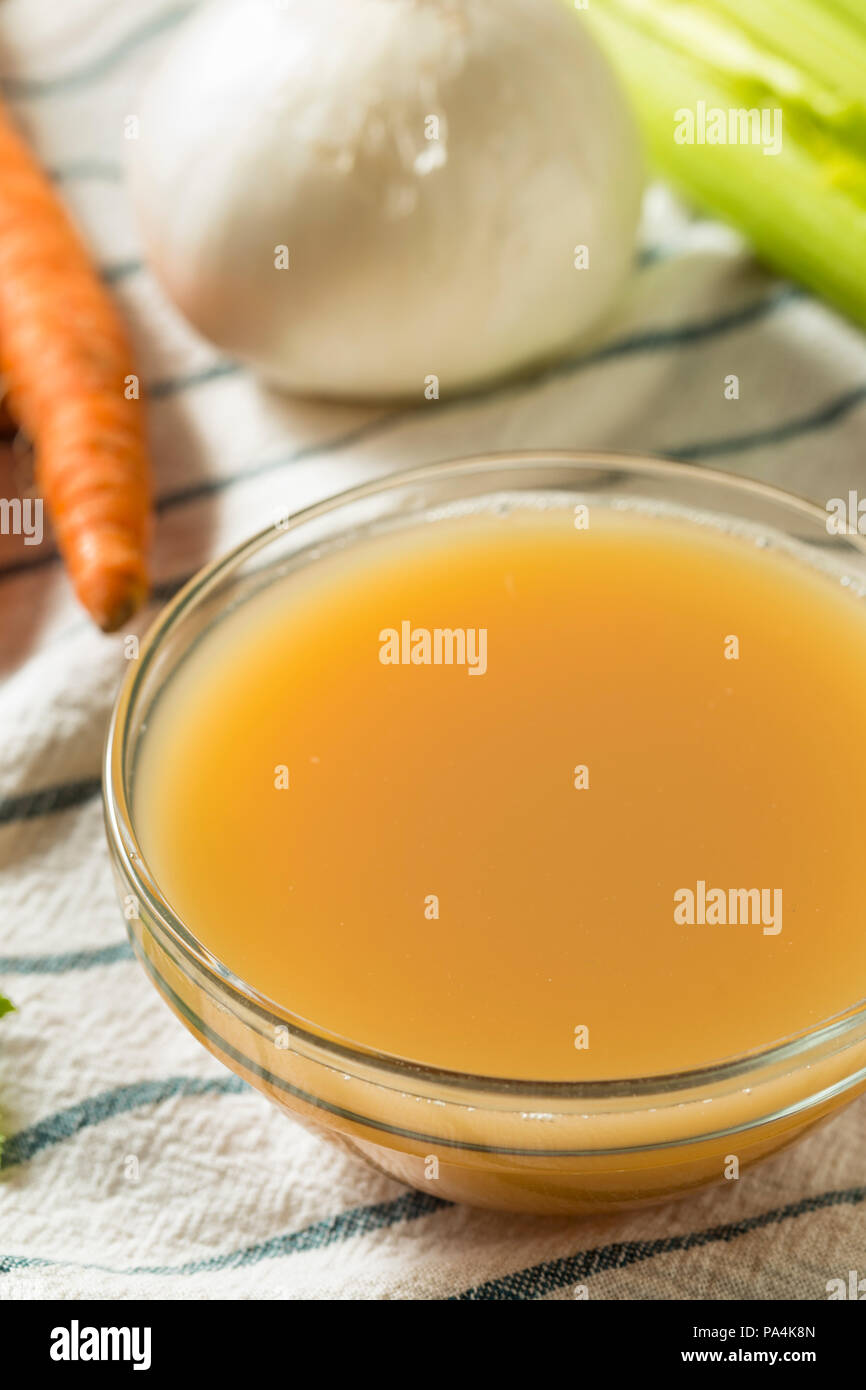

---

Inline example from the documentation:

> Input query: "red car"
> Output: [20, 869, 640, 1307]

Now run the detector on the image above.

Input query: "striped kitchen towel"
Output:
[1, 0, 866, 1301]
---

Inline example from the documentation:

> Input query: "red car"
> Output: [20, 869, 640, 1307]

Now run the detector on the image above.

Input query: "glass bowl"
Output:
[103, 451, 866, 1215]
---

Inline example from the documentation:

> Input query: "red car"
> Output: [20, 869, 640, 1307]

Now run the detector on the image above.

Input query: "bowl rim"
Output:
[103, 448, 866, 1103]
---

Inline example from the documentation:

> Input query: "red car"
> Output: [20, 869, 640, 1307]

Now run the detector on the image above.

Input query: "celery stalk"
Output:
[574, 0, 866, 326]
[688, 0, 866, 101]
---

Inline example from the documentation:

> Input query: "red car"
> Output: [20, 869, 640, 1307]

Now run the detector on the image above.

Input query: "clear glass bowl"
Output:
[103, 451, 866, 1215]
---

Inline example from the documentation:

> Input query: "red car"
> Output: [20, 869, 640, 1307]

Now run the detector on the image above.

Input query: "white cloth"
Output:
[2, 0, 866, 1301]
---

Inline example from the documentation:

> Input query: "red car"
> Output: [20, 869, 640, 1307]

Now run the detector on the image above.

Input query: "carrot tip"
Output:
[78, 573, 148, 632]
[96, 591, 146, 633]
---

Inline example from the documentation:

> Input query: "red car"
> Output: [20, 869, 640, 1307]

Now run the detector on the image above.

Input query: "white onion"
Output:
[130, 0, 643, 399]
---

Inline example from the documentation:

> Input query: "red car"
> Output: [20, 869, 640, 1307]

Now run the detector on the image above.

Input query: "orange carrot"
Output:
[0, 100, 151, 631]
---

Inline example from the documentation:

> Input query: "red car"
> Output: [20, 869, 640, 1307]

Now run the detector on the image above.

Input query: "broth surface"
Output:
[135, 506, 866, 1079]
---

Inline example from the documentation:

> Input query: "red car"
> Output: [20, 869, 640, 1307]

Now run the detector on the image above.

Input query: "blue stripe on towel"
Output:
[149, 361, 241, 399]
[0, 1189, 446, 1277]
[0, 942, 134, 975]
[101, 258, 144, 285]
[452, 1184, 866, 1299]
[2, 1183, 862, 1286]
[150, 362, 865, 520]
[49, 159, 124, 183]
[0, 1075, 248, 1169]
[0, 777, 101, 825]
[148, 287, 802, 513]
[0, 5, 195, 100]
[668, 381, 866, 461]
[155, 412, 399, 512]
[0, 279, 807, 594]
